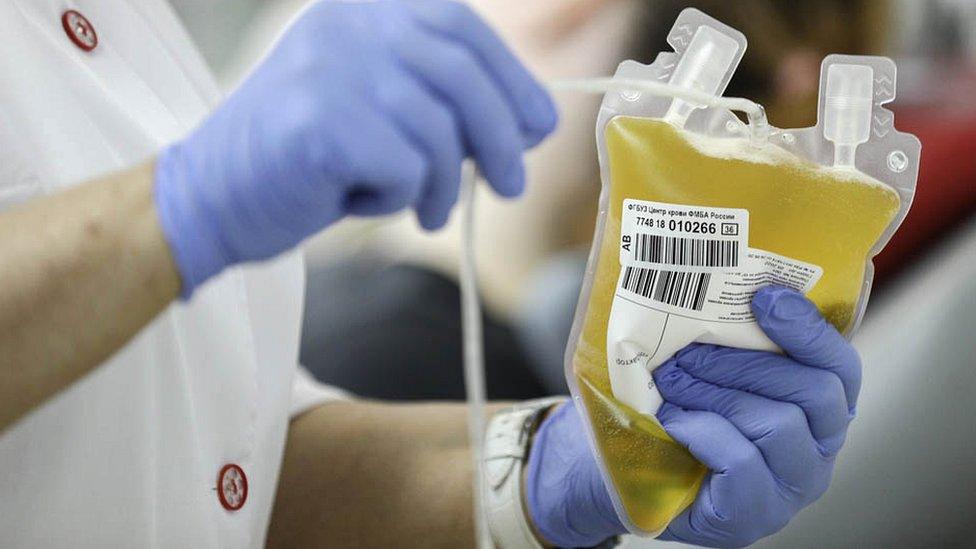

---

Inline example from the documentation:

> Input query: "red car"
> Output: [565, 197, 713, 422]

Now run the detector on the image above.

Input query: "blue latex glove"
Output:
[653, 286, 861, 548]
[526, 286, 860, 548]
[154, 0, 557, 298]
[526, 402, 627, 548]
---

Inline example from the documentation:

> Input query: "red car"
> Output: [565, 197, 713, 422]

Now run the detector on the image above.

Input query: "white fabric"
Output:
[0, 1, 343, 547]
[290, 366, 350, 418]
[484, 399, 565, 549]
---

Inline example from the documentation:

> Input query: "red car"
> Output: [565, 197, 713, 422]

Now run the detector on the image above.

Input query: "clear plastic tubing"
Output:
[458, 78, 768, 549]
[459, 159, 490, 549]
[550, 78, 769, 145]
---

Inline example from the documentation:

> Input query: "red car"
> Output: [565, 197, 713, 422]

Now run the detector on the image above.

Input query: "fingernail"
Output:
[651, 361, 682, 387]
[755, 287, 812, 321]
[674, 342, 707, 363]
[417, 211, 448, 231]
[752, 286, 783, 316]
[525, 90, 558, 135]
[676, 343, 724, 372]
[500, 158, 525, 197]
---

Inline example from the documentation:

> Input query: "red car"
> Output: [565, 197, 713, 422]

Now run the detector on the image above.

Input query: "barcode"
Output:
[633, 234, 738, 267]
[621, 266, 711, 311]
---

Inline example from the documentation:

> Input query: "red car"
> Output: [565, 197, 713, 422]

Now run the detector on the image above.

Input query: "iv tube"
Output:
[459, 160, 490, 549]
[550, 78, 769, 145]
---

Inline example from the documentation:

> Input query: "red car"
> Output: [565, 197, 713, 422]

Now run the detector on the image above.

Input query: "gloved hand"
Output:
[154, 0, 557, 298]
[525, 286, 860, 548]
[652, 286, 861, 548]
[525, 401, 627, 548]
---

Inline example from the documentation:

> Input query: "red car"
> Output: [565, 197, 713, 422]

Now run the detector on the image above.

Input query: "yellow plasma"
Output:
[572, 116, 900, 533]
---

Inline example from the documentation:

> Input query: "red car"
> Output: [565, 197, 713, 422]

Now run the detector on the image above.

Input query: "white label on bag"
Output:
[617, 249, 823, 322]
[606, 198, 824, 416]
[620, 199, 749, 272]
[617, 199, 822, 323]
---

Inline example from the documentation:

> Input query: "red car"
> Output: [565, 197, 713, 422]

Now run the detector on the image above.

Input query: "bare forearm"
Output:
[269, 400, 511, 548]
[0, 161, 179, 429]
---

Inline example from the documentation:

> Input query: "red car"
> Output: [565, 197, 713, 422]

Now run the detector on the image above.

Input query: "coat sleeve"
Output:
[289, 366, 351, 418]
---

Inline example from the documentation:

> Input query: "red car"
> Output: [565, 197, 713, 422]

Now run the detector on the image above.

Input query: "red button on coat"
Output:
[217, 464, 248, 511]
[61, 10, 98, 52]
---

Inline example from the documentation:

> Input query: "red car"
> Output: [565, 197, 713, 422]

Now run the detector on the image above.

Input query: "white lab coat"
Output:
[0, 2, 344, 547]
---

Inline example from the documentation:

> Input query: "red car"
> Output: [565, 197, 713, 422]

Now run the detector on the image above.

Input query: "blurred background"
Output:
[171, 1, 976, 547]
